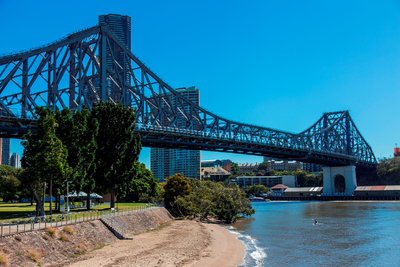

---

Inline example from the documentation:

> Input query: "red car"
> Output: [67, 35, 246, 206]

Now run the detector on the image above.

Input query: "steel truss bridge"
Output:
[0, 24, 376, 169]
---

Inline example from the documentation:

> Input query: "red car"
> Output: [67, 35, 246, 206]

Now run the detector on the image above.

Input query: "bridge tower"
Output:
[322, 166, 357, 194]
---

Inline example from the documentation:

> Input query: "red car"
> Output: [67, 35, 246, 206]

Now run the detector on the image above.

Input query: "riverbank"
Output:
[66, 219, 245, 267]
[0, 208, 245, 266]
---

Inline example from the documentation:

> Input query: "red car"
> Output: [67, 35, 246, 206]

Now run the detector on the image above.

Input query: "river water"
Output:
[229, 201, 400, 266]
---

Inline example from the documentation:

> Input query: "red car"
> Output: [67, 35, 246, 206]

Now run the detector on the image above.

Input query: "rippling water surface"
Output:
[231, 201, 400, 266]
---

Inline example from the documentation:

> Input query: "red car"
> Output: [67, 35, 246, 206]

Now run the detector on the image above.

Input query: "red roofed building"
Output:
[270, 184, 289, 196]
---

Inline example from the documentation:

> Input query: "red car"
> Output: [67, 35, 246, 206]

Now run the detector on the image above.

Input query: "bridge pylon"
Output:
[322, 166, 357, 195]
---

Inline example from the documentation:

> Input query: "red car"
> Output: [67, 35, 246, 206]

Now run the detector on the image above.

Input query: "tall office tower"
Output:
[1, 138, 10, 165]
[151, 87, 201, 182]
[10, 153, 20, 168]
[98, 14, 131, 86]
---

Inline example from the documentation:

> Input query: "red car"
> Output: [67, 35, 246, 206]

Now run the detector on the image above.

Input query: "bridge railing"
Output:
[0, 24, 98, 59]
[135, 123, 356, 159]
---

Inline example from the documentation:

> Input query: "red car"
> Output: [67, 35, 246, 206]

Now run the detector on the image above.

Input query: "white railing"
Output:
[0, 204, 161, 238]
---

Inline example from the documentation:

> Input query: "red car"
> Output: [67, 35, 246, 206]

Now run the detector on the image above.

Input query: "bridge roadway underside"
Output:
[0, 119, 376, 171]
[138, 130, 376, 170]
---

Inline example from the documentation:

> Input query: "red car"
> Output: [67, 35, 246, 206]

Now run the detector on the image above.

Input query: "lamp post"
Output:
[66, 181, 72, 214]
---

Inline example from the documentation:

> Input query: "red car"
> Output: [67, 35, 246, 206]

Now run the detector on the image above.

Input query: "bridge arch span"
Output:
[0, 23, 377, 170]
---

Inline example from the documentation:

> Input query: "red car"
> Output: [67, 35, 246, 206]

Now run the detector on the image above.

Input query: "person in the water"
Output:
[314, 219, 318, 225]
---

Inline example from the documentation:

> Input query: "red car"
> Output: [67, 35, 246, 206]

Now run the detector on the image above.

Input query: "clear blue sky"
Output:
[1, 0, 400, 168]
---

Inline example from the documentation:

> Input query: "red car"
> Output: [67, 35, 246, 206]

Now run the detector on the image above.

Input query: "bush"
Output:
[26, 250, 40, 262]
[73, 242, 87, 256]
[45, 227, 58, 238]
[174, 180, 255, 223]
[59, 233, 69, 242]
[163, 173, 192, 212]
[242, 184, 269, 197]
[0, 253, 6, 266]
[63, 226, 74, 235]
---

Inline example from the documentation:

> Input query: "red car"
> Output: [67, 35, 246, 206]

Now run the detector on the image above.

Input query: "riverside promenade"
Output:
[0, 205, 156, 237]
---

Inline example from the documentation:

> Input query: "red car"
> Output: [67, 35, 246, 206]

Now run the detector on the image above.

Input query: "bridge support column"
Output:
[323, 166, 357, 194]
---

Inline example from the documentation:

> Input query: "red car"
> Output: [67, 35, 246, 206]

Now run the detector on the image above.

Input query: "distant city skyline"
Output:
[3, 0, 400, 168]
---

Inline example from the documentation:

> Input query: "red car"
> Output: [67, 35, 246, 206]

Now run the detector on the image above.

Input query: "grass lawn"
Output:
[0, 203, 37, 221]
[0, 202, 149, 221]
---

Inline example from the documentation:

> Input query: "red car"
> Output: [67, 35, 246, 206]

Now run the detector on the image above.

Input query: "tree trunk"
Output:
[30, 197, 33, 206]
[55, 195, 58, 212]
[110, 184, 115, 209]
[110, 162, 117, 209]
[49, 175, 53, 215]
[42, 181, 46, 216]
[86, 193, 91, 210]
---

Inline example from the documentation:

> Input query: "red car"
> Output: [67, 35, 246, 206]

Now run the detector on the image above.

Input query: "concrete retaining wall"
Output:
[0, 207, 173, 267]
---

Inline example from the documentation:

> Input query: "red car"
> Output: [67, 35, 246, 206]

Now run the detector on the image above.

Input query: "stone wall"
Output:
[0, 207, 173, 267]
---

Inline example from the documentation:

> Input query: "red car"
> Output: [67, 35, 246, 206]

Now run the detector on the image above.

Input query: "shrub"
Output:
[163, 173, 192, 212]
[0, 253, 6, 265]
[45, 227, 58, 238]
[59, 233, 69, 242]
[174, 180, 255, 223]
[17, 251, 22, 255]
[26, 250, 40, 262]
[74, 242, 87, 256]
[63, 226, 74, 235]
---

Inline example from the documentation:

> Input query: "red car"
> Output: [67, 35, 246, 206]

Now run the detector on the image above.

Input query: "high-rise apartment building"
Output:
[151, 87, 201, 182]
[10, 153, 20, 168]
[1, 138, 10, 165]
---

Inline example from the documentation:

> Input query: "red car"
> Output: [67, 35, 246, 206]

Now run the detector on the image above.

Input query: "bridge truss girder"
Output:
[0, 24, 377, 168]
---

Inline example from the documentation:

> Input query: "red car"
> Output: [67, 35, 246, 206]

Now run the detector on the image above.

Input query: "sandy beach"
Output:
[67, 219, 245, 267]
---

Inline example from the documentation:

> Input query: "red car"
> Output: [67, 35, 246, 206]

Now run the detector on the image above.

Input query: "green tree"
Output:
[175, 180, 255, 223]
[307, 172, 323, 187]
[163, 173, 192, 211]
[91, 101, 141, 209]
[0, 165, 21, 201]
[175, 180, 216, 219]
[231, 162, 240, 174]
[21, 107, 72, 215]
[242, 184, 269, 197]
[214, 183, 255, 223]
[55, 106, 99, 210]
[257, 161, 269, 171]
[377, 157, 400, 180]
[18, 168, 41, 206]
[294, 169, 309, 187]
[123, 162, 159, 202]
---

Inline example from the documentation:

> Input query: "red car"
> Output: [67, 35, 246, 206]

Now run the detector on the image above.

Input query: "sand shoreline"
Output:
[66, 219, 245, 267]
